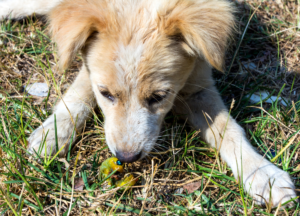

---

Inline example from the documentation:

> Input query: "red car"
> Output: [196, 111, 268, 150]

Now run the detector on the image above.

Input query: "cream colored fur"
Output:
[1, 0, 296, 207]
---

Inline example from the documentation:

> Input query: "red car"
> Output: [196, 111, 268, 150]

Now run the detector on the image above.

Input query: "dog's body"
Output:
[1, 0, 296, 206]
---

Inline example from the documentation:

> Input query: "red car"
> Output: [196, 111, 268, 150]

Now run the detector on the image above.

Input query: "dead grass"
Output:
[0, 0, 300, 215]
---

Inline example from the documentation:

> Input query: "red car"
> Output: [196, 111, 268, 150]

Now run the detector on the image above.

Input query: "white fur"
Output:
[0, 0, 62, 20]
[104, 104, 160, 158]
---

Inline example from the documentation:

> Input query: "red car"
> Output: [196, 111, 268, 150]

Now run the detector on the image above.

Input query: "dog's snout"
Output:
[116, 151, 142, 163]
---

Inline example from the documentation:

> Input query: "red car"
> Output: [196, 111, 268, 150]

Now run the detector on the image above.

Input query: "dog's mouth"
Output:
[105, 133, 162, 163]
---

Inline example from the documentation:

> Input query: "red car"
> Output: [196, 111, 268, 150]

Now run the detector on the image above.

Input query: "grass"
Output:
[0, 0, 300, 215]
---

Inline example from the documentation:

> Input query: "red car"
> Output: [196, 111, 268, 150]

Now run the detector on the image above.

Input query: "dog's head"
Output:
[48, 0, 234, 162]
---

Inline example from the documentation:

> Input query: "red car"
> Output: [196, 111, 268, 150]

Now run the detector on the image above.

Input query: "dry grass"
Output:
[0, 0, 300, 215]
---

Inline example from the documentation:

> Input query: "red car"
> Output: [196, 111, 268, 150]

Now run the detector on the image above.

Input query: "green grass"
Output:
[0, 1, 300, 215]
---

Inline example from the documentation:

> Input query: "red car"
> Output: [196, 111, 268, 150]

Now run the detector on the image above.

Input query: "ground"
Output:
[0, 0, 300, 215]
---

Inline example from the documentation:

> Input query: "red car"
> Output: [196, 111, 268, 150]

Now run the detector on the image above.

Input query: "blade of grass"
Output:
[0, 186, 18, 216]
[7, 161, 44, 211]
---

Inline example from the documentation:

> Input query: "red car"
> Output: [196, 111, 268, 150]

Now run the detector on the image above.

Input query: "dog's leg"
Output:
[27, 65, 95, 157]
[173, 85, 296, 206]
[0, 0, 62, 20]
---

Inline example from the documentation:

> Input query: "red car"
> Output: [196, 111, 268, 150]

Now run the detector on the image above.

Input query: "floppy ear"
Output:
[48, 0, 107, 70]
[159, 0, 235, 72]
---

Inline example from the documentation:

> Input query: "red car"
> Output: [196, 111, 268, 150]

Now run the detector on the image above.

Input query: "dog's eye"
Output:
[148, 91, 168, 106]
[100, 90, 115, 102]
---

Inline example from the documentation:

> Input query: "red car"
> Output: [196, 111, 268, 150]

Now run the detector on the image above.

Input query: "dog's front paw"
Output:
[27, 114, 77, 157]
[244, 162, 297, 207]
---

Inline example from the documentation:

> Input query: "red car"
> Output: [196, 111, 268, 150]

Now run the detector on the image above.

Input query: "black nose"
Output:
[116, 151, 142, 163]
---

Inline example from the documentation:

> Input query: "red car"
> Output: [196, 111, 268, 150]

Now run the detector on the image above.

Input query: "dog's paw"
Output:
[27, 114, 76, 157]
[244, 162, 297, 207]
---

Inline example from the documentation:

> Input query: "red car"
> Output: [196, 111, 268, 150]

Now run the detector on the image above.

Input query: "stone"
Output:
[25, 83, 49, 97]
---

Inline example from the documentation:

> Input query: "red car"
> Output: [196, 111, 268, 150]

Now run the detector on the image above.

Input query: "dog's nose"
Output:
[116, 151, 142, 163]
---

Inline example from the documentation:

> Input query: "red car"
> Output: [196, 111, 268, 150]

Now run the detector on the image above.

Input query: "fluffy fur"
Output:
[1, 0, 297, 207]
[0, 0, 62, 20]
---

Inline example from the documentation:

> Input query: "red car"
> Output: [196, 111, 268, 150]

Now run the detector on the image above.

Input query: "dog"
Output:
[0, 0, 297, 207]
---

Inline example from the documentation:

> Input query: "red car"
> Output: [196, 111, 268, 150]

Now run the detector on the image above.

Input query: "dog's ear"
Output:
[48, 0, 107, 70]
[159, 0, 235, 72]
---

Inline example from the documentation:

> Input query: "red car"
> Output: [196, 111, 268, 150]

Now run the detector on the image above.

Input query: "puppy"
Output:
[1, 0, 296, 207]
